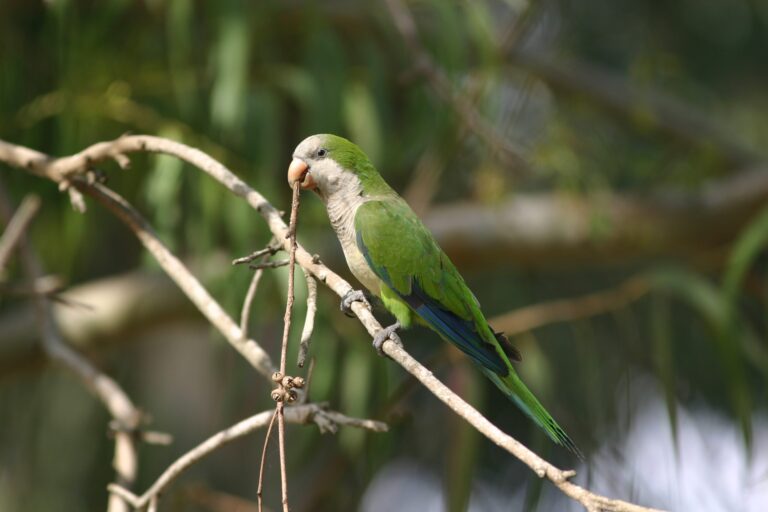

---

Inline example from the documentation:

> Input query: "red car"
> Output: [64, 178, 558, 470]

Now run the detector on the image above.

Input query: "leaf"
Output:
[343, 81, 382, 165]
[464, 0, 498, 69]
[648, 268, 752, 445]
[210, 7, 250, 135]
[144, 127, 184, 250]
[650, 294, 678, 449]
[722, 204, 768, 310]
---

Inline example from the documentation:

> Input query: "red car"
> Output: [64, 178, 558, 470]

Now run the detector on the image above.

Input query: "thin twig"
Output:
[276, 181, 302, 512]
[107, 404, 387, 509]
[241, 265, 266, 337]
[280, 183, 301, 372]
[233, 242, 281, 265]
[318, 410, 391, 431]
[297, 268, 317, 368]
[239, 238, 279, 336]
[302, 358, 316, 403]
[137, 430, 173, 446]
[489, 276, 651, 336]
[182, 484, 262, 512]
[0, 271, 93, 314]
[250, 259, 290, 270]
[0, 194, 41, 274]
[257, 409, 278, 512]
[276, 403, 288, 512]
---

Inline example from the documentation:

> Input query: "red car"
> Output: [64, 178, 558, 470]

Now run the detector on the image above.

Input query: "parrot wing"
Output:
[354, 199, 514, 375]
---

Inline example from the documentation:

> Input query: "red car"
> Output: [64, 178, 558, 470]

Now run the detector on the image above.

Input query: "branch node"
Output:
[141, 430, 174, 446]
[64, 182, 87, 212]
[114, 153, 131, 170]
[232, 242, 282, 266]
[248, 258, 289, 270]
[107, 484, 140, 507]
[297, 269, 317, 367]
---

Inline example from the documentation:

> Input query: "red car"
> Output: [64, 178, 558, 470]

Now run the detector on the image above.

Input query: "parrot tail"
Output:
[482, 368, 583, 458]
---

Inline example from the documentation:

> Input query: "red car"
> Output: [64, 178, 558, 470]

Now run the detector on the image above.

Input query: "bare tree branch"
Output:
[490, 276, 651, 336]
[424, 166, 768, 268]
[240, 262, 267, 337]
[232, 242, 281, 266]
[297, 268, 317, 368]
[108, 404, 387, 510]
[0, 135, 663, 511]
[275, 181, 302, 512]
[0, 182, 141, 512]
[249, 259, 290, 270]
[257, 409, 278, 512]
[0, 194, 40, 273]
[182, 484, 262, 512]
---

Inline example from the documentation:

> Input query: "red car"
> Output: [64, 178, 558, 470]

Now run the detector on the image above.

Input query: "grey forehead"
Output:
[294, 135, 323, 158]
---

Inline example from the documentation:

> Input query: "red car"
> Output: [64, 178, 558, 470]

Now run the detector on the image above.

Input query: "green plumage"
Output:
[291, 134, 579, 455]
[355, 199, 578, 454]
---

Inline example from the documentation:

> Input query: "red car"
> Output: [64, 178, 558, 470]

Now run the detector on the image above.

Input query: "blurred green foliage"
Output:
[1, 0, 767, 510]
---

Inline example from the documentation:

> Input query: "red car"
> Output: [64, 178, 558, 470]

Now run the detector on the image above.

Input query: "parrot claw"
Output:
[340, 289, 370, 318]
[372, 321, 402, 356]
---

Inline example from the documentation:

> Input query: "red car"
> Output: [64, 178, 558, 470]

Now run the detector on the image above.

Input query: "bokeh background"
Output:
[1, 0, 768, 510]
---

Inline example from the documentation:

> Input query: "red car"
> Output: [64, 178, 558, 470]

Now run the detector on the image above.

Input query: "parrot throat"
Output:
[320, 168, 383, 294]
[322, 169, 365, 240]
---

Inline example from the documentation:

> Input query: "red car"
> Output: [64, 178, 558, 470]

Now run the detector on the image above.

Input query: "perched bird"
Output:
[287, 134, 578, 454]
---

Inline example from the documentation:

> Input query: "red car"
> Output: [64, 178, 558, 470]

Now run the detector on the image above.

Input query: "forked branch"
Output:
[0, 184, 142, 512]
[0, 135, 663, 511]
[108, 404, 387, 510]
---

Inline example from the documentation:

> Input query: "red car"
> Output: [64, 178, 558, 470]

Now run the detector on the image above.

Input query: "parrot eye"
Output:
[317, 148, 328, 158]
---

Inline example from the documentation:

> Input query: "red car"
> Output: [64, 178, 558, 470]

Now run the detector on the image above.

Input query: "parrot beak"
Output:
[287, 158, 315, 190]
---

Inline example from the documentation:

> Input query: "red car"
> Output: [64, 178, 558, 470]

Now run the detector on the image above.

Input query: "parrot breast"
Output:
[322, 169, 383, 296]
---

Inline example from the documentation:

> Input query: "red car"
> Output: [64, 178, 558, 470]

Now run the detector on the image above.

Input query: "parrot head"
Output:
[287, 134, 391, 200]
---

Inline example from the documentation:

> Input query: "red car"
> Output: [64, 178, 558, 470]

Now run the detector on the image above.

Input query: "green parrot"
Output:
[287, 134, 578, 454]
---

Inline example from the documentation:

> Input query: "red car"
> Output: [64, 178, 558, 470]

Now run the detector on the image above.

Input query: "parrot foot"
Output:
[340, 289, 370, 318]
[372, 321, 402, 356]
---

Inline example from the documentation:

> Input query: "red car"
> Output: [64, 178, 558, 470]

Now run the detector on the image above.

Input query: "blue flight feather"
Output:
[357, 231, 507, 375]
